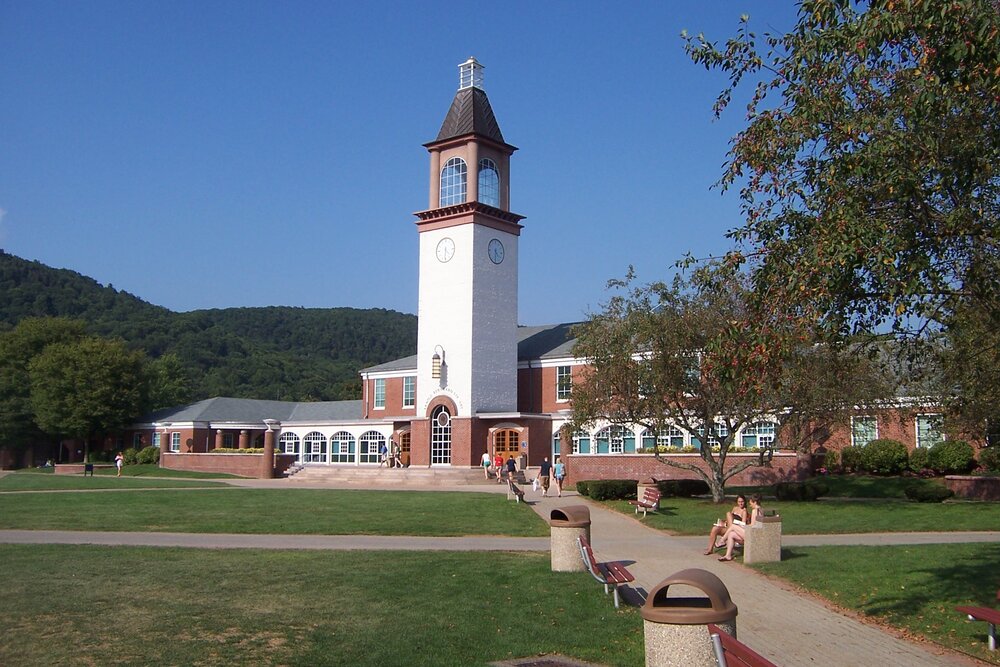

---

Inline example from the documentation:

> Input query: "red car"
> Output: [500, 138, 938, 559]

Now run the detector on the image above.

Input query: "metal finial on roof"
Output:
[459, 57, 484, 91]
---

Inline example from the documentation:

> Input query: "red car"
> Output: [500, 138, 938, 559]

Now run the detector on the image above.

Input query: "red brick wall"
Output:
[161, 452, 295, 478]
[364, 376, 417, 418]
[563, 453, 808, 486]
[946, 475, 1000, 501]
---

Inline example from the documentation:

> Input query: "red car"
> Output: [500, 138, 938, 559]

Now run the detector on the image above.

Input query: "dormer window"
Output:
[440, 157, 467, 206]
[478, 158, 499, 207]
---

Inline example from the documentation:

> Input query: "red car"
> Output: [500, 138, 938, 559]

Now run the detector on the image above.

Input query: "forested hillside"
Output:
[0, 250, 416, 401]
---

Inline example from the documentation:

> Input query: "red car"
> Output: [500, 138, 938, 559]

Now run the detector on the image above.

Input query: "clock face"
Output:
[488, 238, 505, 264]
[436, 237, 455, 263]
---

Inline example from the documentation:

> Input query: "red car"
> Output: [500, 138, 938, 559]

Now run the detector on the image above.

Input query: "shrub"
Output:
[575, 481, 590, 497]
[137, 446, 161, 465]
[122, 448, 139, 465]
[904, 484, 954, 503]
[908, 447, 930, 472]
[860, 439, 909, 475]
[840, 446, 862, 473]
[211, 448, 266, 454]
[821, 449, 839, 471]
[656, 479, 710, 498]
[583, 480, 636, 501]
[928, 440, 976, 474]
[979, 447, 1000, 474]
[774, 481, 824, 501]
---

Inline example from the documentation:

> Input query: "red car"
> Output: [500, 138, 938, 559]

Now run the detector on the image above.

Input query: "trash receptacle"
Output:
[549, 505, 591, 572]
[637, 477, 658, 498]
[641, 568, 738, 667]
[744, 513, 782, 564]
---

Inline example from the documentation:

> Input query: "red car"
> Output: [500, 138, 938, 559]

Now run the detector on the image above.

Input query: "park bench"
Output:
[956, 589, 1000, 650]
[628, 487, 661, 517]
[577, 535, 634, 608]
[707, 623, 778, 667]
[506, 478, 525, 503]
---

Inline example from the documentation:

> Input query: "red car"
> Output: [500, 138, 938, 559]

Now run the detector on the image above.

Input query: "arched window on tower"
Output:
[440, 157, 467, 206]
[478, 158, 499, 207]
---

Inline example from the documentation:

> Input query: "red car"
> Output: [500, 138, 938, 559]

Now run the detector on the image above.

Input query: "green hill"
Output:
[0, 250, 416, 401]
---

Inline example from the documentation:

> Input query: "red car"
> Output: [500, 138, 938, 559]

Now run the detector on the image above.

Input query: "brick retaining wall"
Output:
[945, 475, 1000, 501]
[564, 453, 808, 486]
[160, 453, 295, 478]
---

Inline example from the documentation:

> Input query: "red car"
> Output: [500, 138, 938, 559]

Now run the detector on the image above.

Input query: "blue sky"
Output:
[0, 1, 800, 325]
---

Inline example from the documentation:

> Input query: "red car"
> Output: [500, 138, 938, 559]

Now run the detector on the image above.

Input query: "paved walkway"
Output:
[1, 476, 993, 666]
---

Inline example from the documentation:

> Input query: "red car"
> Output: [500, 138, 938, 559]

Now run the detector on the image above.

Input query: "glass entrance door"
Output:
[493, 429, 520, 466]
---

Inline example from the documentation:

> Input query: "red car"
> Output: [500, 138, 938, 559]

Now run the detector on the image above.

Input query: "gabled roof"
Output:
[139, 396, 363, 424]
[434, 87, 506, 145]
[360, 323, 582, 375]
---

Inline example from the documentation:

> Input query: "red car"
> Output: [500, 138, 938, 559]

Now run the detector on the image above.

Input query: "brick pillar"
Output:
[239, 430, 249, 450]
[262, 429, 275, 479]
[215, 430, 224, 451]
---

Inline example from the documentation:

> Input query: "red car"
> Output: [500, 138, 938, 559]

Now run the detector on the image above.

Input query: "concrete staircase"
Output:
[285, 464, 504, 487]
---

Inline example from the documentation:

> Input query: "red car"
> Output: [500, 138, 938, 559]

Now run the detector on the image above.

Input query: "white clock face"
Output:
[436, 237, 455, 263]
[488, 238, 505, 264]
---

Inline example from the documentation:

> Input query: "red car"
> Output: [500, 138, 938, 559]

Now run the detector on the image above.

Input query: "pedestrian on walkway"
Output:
[538, 456, 552, 496]
[553, 457, 566, 496]
[505, 455, 516, 482]
[379, 442, 388, 467]
[481, 451, 492, 479]
[494, 453, 504, 483]
[114, 452, 124, 477]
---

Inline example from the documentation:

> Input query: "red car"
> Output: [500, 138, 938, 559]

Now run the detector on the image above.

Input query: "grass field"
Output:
[0, 488, 551, 536]
[752, 542, 1000, 665]
[612, 496, 1000, 534]
[0, 544, 643, 667]
[0, 472, 228, 491]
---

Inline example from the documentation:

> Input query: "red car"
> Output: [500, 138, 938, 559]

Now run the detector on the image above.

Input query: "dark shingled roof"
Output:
[139, 397, 363, 424]
[435, 87, 505, 145]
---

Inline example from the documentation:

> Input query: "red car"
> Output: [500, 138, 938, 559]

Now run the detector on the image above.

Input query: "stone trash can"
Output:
[637, 477, 659, 499]
[549, 505, 591, 572]
[743, 513, 782, 564]
[641, 568, 738, 667]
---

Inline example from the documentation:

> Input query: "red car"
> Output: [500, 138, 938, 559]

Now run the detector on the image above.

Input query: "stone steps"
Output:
[286, 464, 498, 486]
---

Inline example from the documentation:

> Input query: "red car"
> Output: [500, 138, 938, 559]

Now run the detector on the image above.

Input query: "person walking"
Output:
[481, 451, 492, 479]
[505, 455, 517, 482]
[494, 453, 505, 483]
[538, 456, 552, 496]
[114, 452, 124, 477]
[553, 457, 566, 497]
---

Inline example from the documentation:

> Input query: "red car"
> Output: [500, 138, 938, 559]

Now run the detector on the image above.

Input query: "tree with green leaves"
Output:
[29, 337, 149, 462]
[684, 0, 1000, 428]
[570, 264, 891, 502]
[0, 318, 87, 455]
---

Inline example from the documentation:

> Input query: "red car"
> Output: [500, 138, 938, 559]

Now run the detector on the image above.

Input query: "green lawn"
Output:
[0, 544, 643, 667]
[0, 488, 550, 536]
[0, 472, 229, 491]
[612, 496, 1000, 534]
[752, 543, 1000, 665]
[94, 463, 245, 479]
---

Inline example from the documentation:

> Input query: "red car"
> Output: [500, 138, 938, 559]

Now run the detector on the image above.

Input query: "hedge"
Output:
[928, 440, 976, 474]
[860, 439, 909, 475]
[576, 480, 636, 501]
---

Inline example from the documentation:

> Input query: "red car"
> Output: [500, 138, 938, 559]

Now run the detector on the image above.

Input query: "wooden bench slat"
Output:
[707, 624, 778, 667]
[957, 605, 1000, 624]
[578, 536, 634, 608]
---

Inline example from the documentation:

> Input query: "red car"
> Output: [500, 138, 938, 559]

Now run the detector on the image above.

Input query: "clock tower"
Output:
[414, 58, 524, 463]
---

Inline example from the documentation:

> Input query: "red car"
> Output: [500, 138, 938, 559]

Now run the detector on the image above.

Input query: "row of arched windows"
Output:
[552, 422, 777, 455]
[440, 157, 500, 207]
[280, 430, 387, 464]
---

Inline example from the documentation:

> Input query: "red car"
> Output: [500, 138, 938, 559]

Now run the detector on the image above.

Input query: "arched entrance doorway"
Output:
[430, 406, 451, 465]
[493, 428, 520, 465]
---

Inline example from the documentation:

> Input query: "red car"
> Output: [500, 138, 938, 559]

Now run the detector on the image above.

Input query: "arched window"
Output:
[279, 432, 301, 459]
[595, 426, 635, 454]
[741, 421, 776, 449]
[478, 158, 499, 207]
[431, 406, 452, 464]
[359, 431, 386, 464]
[439, 157, 467, 206]
[303, 431, 327, 463]
[330, 431, 356, 464]
[641, 426, 686, 452]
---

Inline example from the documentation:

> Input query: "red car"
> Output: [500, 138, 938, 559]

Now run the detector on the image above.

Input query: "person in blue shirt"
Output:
[553, 457, 566, 497]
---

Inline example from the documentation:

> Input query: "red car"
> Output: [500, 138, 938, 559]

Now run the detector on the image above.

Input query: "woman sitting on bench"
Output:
[718, 494, 763, 562]
[703, 494, 747, 556]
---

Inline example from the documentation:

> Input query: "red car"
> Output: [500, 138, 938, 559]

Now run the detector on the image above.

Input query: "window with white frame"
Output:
[693, 423, 727, 449]
[279, 432, 301, 456]
[851, 416, 878, 447]
[303, 431, 327, 464]
[916, 414, 944, 448]
[152, 433, 161, 448]
[359, 431, 386, 464]
[374, 378, 386, 409]
[330, 431, 356, 464]
[572, 431, 590, 455]
[642, 426, 686, 450]
[478, 158, 499, 207]
[440, 157, 467, 206]
[741, 421, 776, 449]
[556, 366, 572, 401]
[170, 432, 181, 453]
[403, 376, 415, 408]
[594, 426, 633, 454]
